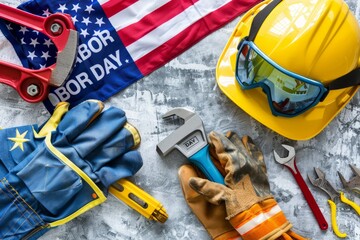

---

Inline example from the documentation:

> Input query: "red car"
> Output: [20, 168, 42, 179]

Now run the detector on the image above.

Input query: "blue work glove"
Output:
[0, 100, 143, 240]
[0, 102, 70, 178]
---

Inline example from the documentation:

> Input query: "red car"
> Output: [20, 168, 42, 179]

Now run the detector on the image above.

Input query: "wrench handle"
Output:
[0, 3, 75, 49]
[0, 62, 51, 102]
[189, 145, 225, 185]
[285, 161, 328, 230]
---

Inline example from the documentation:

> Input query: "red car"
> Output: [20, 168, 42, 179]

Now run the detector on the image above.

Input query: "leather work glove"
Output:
[178, 164, 241, 240]
[0, 100, 143, 240]
[188, 131, 308, 240]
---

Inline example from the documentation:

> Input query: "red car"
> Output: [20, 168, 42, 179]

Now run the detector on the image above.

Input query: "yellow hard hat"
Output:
[216, 0, 360, 140]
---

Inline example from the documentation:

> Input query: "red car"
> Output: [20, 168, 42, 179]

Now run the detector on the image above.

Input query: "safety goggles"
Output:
[235, 40, 329, 117]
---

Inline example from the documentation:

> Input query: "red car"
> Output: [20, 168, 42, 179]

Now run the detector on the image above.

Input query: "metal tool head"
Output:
[50, 29, 78, 86]
[338, 164, 360, 194]
[308, 168, 339, 201]
[156, 108, 207, 158]
[273, 144, 295, 164]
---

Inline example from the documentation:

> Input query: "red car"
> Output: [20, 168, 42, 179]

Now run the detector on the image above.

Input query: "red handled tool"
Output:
[274, 144, 328, 230]
[0, 3, 78, 102]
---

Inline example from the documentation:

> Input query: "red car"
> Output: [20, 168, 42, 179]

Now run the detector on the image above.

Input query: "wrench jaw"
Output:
[338, 164, 360, 194]
[157, 107, 207, 158]
[161, 107, 195, 122]
[273, 144, 296, 164]
[308, 168, 339, 202]
[50, 29, 78, 86]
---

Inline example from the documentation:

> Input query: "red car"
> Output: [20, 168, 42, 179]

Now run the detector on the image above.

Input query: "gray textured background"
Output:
[0, 0, 359, 239]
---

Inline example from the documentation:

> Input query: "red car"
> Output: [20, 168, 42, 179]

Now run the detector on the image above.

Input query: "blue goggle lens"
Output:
[236, 41, 326, 117]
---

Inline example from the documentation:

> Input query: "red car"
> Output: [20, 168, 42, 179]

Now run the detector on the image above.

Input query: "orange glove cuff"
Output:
[214, 229, 242, 240]
[229, 198, 292, 240]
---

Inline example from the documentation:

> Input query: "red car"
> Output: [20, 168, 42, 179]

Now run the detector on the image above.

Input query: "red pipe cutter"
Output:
[0, 3, 78, 103]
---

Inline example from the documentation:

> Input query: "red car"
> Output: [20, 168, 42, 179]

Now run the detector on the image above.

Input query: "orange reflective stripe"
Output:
[230, 199, 292, 240]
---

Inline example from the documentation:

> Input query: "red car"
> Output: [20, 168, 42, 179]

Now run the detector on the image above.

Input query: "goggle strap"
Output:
[248, 0, 282, 41]
[328, 68, 360, 90]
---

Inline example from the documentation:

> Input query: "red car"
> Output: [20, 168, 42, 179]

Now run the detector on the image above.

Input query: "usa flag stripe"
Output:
[105, 0, 171, 31]
[119, 0, 231, 62]
[115, 0, 198, 47]
[132, 2, 236, 75]
[101, 0, 138, 18]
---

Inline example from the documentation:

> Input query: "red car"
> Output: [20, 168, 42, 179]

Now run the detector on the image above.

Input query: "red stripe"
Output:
[133, 0, 261, 75]
[101, 0, 138, 18]
[118, 0, 199, 47]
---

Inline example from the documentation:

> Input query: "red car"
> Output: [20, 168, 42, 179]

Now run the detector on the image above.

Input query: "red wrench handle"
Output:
[286, 160, 328, 230]
[0, 4, 76, 102]
[0, 62, 51, 102]
[0, 3, 75, 49]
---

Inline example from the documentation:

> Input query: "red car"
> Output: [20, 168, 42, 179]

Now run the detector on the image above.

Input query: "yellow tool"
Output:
[308, 168, 360, 238]
[109, 179, 168, 223]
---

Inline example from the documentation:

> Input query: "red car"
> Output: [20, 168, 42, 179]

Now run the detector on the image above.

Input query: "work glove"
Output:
[0, 101, 69, 178]
[179, 164, 241, 240]
[0, 100, 143, 239]
[188, 131, 307, 240]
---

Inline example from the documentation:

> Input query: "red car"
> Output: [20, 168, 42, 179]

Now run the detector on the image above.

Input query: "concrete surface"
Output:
[0, 0, 359, 239]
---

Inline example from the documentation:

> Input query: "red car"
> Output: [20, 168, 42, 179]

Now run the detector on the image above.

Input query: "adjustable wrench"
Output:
[157, 108, 224, 184]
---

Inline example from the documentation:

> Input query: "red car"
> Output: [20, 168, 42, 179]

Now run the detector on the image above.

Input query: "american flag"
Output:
[2, 0, 260, 112]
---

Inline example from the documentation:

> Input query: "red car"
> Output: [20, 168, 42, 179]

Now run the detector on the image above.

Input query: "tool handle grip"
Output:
[0, 3, 44, 32]
[189, 145, 225, 185]
[340, 191, 360, 215]
[0, 62, 51, 102]
[328, 199, 347, 238]
[286, 162, 328, 230]
[109, 179, 168, 223]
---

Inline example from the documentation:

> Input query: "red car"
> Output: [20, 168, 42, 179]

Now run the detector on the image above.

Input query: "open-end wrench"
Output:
[338, 164, 360, 194]
[274, 144, 328, 230]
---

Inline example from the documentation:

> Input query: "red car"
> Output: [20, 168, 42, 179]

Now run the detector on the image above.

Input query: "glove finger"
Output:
[37, 102, 69, 137]
[209, 131, 248, 186]
[82, 122, 139, 169]
[71, 107, 129, 157]
[178, 165, 240, 240]
[178, 164, 203, 201]
[97, 150, 143, 189]
[241, 135, 265, 165]
[189, 176, 229, 205]
[209, 132, 237, 177]
[241, 136, 267, 176]
[57, 100, 104, 142]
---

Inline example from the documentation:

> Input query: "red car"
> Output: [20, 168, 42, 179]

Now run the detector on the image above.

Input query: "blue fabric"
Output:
[0, 100, 143, 239]
[0, 125, 41, 178]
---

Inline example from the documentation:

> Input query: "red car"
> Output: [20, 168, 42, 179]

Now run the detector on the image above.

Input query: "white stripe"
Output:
[125, 0, 231, 61]
[108, 0, 171, 31]
[236, 205, 282, 235]
[98, 0, 109, 5]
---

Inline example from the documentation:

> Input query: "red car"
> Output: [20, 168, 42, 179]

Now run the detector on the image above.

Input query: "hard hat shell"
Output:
[216, 0, 360, 140]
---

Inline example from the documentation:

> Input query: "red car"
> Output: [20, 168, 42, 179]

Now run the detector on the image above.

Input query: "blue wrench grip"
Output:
[189, 145, 225, 185]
